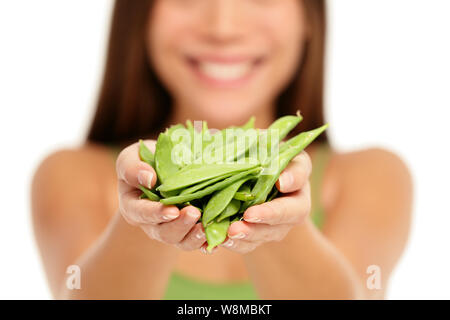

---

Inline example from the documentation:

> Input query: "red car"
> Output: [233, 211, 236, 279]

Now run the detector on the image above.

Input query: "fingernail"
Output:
[230, 233, 246, 240]
[201, 247, 207, 254]
[223, 239, 234, 247]
[186, 209, 200, 222]
[195, 231, 205, 240]
[162, 208, 179, 220]
[138, 171, 153, 189]
[245, 217, 261, 223]
[162, 214, 178, 221]
[278, 172, 293, 190]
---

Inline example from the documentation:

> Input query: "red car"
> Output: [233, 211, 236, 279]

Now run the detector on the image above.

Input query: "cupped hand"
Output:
[116, 140, 206, 251]
[215, 151, 312, 254]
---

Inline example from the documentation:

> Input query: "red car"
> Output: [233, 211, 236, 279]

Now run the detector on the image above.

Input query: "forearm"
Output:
[59, 212, 179, 299]
[244, 218, 365, 299]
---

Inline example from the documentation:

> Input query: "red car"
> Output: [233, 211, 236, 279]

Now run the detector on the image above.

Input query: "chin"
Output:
[188, 97, 262, 128]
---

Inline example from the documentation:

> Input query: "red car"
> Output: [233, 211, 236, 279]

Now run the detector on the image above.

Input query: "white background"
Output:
[0, 0, 449, 299]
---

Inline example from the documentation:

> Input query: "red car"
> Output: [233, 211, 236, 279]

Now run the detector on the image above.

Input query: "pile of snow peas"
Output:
[138, 114, 328, 252]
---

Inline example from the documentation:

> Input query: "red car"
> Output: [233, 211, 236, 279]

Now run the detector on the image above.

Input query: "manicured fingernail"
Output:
[162, 208, 179, 220]
[223, 239, 234, 247]
[138, 171, 153, 189]
[162, 214, 178, 221]
[230, 233, 246, 240]
[245, 217, 261, 223]
[278, 172, 293, 190]
[186, 209, 200, 222]
[195, 231, 205, 239]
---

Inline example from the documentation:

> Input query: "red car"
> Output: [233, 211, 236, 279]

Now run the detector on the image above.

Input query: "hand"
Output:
[216, 151, 312, 254]
[116, 140, 206, 251]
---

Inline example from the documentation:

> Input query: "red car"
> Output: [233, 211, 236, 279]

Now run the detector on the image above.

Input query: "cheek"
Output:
[147, 3, 193, 91]
[262, 5, 306, 88]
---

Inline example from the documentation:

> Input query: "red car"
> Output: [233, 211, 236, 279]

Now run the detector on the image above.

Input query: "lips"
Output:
[186, 55, 264, 87]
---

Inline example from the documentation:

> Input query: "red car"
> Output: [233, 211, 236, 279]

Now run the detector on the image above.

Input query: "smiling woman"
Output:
[31, 0, 412, 300]
[87, 0, 327, 145]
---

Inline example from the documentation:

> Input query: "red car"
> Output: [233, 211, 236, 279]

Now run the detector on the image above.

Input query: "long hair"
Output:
[87, 0, 328, 146]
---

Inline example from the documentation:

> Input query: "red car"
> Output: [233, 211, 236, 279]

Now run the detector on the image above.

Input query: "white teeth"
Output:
[198, 62, 252, 81]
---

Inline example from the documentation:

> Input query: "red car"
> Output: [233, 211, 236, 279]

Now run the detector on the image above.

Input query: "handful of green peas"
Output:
[138, 113, 328, 252]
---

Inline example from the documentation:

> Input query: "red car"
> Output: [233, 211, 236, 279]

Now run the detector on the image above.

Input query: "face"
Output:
[148, 0, 307, 128]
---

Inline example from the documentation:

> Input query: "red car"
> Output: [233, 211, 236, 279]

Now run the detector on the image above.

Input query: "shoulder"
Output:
[325, 146, 413, 227]
[333, 147, 412, 195]
[31, 143, 117, 219]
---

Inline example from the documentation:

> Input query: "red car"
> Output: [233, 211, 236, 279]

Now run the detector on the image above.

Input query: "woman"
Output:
[32, 0, 412, 299]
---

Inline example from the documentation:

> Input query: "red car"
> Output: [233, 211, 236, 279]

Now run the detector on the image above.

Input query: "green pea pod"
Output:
[241, 116, 255, 129]
[155, 132, 180, 183]
[179, 172, 234, 195]
[216, 199, 241, 222]
[139, 185, 161, 202]
[160, 167, 261, 205]
[157, 163, 259, 193]
[265, 114, 303, 156]
[202, 177, 249, 227]
[238, 183, 251, 193]
[139, 140, 155, 167]
[267, 186, 279, 202]
[245, 124, 328, 208]
[233, 183, 255, 201]
[231, 215, 241, 223]
[205, 218, 230, 253]
[167, 124, 186, 135]
[233, 191, 255, 201]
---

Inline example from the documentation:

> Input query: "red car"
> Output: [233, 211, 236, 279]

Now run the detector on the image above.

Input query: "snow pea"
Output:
[267, 114, 303, 147]
[157, 163, 259, 193]
[179, 172, 234, 195]
[241, 116, 255, 129]
[261, 114, 303, 161]
[155, 132, 180, 183]
[138, 185, 160, 202]
[267, 186, 279, 202]
[139, 140, 155, 167]
[233, 183, 254, 201]
[205, 218, 230, 253]
[160, 167, 261, 205]
[217, 199, 241, 222]
[202, 177, 250, 227]
[233, 191, 255, 201]
[245, 124, 329, 208]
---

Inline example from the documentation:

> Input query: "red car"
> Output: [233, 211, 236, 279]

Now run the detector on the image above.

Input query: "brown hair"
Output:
[87, 0, 328, 146]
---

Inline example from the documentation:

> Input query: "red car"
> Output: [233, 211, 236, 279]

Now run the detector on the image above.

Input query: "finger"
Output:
[200, 243, 219, 255]
[275, 151, 312, 193]
[226, 220, 291, 242]
[116, 141, 157, 190]
[176, 222, 206, 251]
[243, 182, 311, 225]
[219, 236, 260, 254]
[155, 206, 201, 244]
[119, 181, 180, 225]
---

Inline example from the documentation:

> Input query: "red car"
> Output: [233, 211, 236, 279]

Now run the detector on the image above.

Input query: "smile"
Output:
[186, 55, 264, 88]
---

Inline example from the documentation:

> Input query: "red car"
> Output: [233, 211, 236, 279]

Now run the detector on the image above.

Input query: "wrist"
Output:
[110, 211, 179, 259]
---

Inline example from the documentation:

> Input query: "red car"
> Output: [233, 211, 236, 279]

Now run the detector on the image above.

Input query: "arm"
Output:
[61, 211, 179, 299]
[32, 143, 205, 299]
[224, 148, 412, 299]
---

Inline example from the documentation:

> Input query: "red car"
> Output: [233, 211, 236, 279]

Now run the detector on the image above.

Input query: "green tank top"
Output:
[109, 143, 331, 300]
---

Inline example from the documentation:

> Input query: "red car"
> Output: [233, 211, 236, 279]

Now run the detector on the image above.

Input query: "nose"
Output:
[202, 0, 244, 43]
